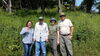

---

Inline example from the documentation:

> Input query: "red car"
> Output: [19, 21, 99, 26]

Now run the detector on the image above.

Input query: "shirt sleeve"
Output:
[45, 23, 49, 39]
[32, 29, 34, 38]
[33, 24, 37, 39]
[57, 21, 60, 31]
[56, 24, 59, 31]
[20, 28, 27, 35]
[69, 19, 73, 27]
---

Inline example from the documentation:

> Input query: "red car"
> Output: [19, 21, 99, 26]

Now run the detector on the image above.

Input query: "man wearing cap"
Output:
[58, 13, 74, 56]
[48, 18, 59, 56]
[34, 17, 49, 56]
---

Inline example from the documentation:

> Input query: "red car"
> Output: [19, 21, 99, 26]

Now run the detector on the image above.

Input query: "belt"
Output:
[60, 34, 70, 36]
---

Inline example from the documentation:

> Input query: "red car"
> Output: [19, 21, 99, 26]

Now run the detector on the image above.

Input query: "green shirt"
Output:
[49, 24, 59, 39]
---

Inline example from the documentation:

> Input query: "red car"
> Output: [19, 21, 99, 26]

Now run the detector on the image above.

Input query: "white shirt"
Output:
[58, 19, 73, 34]
[34, 22, 49, 42]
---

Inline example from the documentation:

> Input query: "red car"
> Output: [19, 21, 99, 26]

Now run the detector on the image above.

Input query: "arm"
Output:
[57, 24, 60, 44]
[20, 28, 28, 35]
[68, 26, 74, 40]
[33, 24, 37, 41]
[70, 26, 74, 36]
[45, 24, 49, 42]
[57, 30, 60, 44]
[68, 19, 74, 40]
[69, 19, 74, 36]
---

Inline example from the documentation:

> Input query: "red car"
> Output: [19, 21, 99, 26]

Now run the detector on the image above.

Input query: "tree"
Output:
[0, 0, 77, 13]
[58, 0, 62, 13]
[63, 0, 76, 11]
[80, 0, 95, 12]
[2, 0, 12, 13]
[97, 2, 100, 13]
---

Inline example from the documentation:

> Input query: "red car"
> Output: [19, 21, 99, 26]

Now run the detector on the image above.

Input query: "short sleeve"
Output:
[68, 19, 73, 27]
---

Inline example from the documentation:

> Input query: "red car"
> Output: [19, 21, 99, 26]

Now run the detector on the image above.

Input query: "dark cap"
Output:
[50, 18, 56, 22]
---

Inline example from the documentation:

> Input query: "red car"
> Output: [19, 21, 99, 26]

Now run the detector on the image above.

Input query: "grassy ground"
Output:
[0, 9, 100, 56]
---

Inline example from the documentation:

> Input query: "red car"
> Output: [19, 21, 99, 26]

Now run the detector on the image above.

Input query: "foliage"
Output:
[0, 9, 100, 56]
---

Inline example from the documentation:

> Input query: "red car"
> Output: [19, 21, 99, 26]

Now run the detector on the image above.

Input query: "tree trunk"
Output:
[40, 0, 46, 16]
[86, 0, 94, 13]
[8, 0, 12, 13]
[2, 0, 12, 13]
[20, 0, 22, 9]
[62, 0, 63, 5]
[2, 0, 8, 11]
[72, 0, 76, 11]
[58, 0, 62, 13]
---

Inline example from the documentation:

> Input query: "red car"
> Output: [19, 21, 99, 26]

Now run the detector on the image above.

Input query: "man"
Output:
[34, 17, 49, 56]
[58, 13, 74, 56]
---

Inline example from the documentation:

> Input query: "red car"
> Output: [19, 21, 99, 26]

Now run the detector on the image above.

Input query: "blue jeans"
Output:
[35, 41, 46, 56]
[23, 43, 33, 56]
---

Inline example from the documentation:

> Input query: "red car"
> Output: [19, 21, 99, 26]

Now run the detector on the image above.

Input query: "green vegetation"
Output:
[0, 9, 100, 56]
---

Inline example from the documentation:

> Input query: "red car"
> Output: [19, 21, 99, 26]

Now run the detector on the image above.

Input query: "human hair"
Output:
[26, 20, 33, 27]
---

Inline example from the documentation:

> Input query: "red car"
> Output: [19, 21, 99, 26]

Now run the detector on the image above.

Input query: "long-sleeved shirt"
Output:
[34, 22, 49, 42]
[20, 27, 34, 44]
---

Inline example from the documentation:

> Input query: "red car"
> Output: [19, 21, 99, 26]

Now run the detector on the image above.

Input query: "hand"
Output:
[57, 40, 60, 44]
[57, 37, 60, 44]
[32, 38, 36, 42]
[46, 39, 49, 42]
[70, 33, 73, 36]
[68, 35, 72, 40]
[26, 27, 30, 30]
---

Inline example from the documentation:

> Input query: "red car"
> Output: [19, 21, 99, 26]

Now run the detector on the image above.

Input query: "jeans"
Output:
[35, 41, 46, 56]
[23, 43, 33, 56]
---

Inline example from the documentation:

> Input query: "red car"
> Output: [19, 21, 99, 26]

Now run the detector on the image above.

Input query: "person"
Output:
[48, 18, 59, 56]
[20, 20, 34, 56]
[34, 17, 49, 56]
[58, 13, 74, 56]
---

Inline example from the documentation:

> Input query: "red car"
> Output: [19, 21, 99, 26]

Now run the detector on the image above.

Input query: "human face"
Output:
[51, 21, 56, 25]
[39, 19, 44, 25]
[39, 19, 44, 23]
[27, 22, 32, 28]
[60, 16, 65, 21]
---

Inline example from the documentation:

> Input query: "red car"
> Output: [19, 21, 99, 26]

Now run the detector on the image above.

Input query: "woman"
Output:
[49, 18, 59, 56]
[20, 20, 34, 56]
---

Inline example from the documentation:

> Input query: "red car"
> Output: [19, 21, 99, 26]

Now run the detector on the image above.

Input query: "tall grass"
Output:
[0, 9, 100, 56]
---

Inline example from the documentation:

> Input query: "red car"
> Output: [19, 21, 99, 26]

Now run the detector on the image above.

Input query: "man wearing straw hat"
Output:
[58, 12, 74, 56]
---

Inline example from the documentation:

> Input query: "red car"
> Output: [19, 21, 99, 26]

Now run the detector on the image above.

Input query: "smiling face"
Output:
[27, 22, 32, 28]
[26, 21, 32, 28]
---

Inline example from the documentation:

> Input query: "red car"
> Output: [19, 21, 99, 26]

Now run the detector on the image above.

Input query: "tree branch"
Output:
[2, 0, 8, 6]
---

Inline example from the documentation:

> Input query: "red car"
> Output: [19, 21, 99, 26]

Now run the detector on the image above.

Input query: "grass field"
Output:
[0, 9, 100, 56]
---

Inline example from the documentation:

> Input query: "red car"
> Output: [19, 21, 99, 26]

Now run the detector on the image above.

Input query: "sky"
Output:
[75, 0, 100, 12]
[91, 0, 100, 12]
[75, 0, 83, 6]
